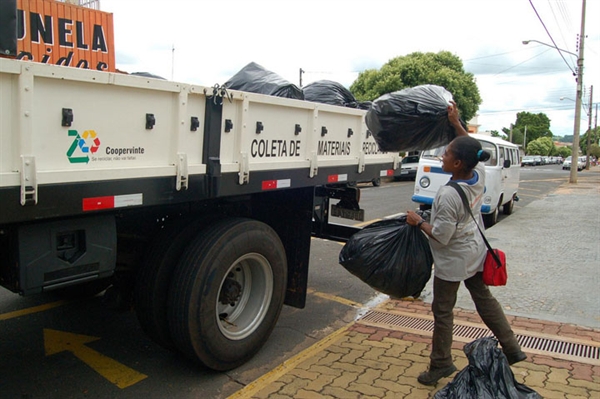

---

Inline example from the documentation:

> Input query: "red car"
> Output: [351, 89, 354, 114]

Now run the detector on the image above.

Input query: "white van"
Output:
[411, 134, 520, 227]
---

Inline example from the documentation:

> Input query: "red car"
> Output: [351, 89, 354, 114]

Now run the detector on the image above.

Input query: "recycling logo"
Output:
[67, 129, 101, 163]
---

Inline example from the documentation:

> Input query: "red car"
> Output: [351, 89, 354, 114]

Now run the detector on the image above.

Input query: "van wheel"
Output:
[372, 178, 381, 187]
[503, 196, 515, 215]
[483, 207, 498, 228]
[168, 218, 287, 371]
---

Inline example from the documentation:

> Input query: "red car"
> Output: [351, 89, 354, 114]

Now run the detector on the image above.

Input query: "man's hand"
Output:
[448, 100, 468, 137]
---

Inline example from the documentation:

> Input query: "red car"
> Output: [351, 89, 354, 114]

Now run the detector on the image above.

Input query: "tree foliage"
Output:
[526, 137, 554, 155]
[557, 146, 571, 158]
[580, 127, 600, 155]
[513, 112, 552, 145]
[350, 51, 482, 122]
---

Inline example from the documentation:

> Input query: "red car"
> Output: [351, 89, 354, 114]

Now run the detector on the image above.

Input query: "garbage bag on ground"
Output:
[224, 62, 304, 100]
[435, 337, 541, 399]
[303, 80, 360, 108]
[338, 216, 432, 298]
[365, 84, 466, 152]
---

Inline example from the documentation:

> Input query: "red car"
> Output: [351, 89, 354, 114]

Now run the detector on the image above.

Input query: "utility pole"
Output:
[595, 103, 598, 147]
[585, 85, 593, 169]
[523, 126, 527, 154]
[570, 0, 586, 183]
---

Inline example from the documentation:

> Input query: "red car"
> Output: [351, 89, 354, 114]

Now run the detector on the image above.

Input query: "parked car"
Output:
[394, 155, 420, 181]
[562, 156, 585, 171]
[521, 155, 537, 166]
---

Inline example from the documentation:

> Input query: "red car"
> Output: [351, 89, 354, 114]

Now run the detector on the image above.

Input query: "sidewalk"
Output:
[229, 166, 600, 399]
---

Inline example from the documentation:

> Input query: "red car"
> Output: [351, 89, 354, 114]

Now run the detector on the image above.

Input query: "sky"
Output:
[99, 0, 600, 138]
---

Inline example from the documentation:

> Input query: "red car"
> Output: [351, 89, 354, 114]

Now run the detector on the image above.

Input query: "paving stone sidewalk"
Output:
[229, 299, 599, 399]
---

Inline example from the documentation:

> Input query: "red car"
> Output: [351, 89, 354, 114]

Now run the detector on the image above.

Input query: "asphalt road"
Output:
[0, 164, 568, 399]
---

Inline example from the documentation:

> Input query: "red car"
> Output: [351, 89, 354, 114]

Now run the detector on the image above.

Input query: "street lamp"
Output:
[522, 40, 578, 57]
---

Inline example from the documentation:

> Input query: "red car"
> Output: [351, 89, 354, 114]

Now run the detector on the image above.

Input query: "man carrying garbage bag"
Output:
[405, 101, 526, 386]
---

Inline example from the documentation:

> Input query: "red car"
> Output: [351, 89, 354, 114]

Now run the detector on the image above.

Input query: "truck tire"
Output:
[168, 218, 287, 371]
[134, 219, 205, 350]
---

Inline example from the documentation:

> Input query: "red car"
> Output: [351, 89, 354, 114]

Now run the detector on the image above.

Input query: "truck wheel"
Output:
[168, 218, 287, 371]
[503, 195, 515, 215]
[134, 219, 205, 350]
[372, 177, 381, 187]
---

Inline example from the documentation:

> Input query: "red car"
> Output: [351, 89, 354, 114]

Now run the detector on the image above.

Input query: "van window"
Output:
[421, 147, 445, 159]
[480, 141, 497, 166]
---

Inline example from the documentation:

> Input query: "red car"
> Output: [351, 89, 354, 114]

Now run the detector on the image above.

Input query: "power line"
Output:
[529, 0, 577, 75]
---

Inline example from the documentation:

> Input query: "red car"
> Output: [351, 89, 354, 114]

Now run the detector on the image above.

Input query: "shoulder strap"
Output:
[446, 182, 501, 267]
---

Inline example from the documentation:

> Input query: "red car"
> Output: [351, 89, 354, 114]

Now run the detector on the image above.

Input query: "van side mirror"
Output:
[503, 159, 511, 168]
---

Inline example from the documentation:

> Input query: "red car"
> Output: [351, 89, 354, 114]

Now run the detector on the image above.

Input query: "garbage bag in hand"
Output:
[338, 216, 432, 298]
[224, 62, 304, 100]
[365, 84, 465, 152]
[435, 337, 541, 399]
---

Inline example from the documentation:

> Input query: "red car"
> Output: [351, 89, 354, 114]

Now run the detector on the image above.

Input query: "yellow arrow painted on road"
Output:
[44, 329, 147, 389]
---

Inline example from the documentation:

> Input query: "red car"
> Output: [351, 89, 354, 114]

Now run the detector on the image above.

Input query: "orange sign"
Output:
[16, 0, 115, 71]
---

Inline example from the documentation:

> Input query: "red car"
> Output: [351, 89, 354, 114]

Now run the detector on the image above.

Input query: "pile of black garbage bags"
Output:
[224, 62, 371, 109]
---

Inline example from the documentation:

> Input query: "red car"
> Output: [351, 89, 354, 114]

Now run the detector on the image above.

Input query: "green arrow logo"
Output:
[66, 130, 90, 164]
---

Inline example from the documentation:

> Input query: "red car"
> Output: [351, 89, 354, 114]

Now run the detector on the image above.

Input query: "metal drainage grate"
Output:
[360, 310, 600, 365]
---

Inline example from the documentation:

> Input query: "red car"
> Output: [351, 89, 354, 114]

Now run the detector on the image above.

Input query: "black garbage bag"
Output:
[224, 62, 304, 100]
[435, 337, 541, 399]
[338, 216, 432, 298]
[303, 80, 359, 108]
[365, 84, 466, 152]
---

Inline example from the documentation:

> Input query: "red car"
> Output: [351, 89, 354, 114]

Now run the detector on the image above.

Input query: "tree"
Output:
[580, 127, 600, 155]
[557, 147, 571, 158]
[490, 130, 507, 139]
[513, 112, 552, 146]
[589, 144, 600, 159]
[526, 137, 554, 155]
[350, 51, 482, 122]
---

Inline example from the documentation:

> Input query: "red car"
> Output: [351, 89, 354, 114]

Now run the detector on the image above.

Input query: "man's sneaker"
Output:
[505, 350, 527, 365]
[417, 364, 457, 386]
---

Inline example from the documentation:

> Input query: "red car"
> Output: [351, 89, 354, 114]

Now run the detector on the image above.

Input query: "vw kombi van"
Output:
[411, 134, 520, 227]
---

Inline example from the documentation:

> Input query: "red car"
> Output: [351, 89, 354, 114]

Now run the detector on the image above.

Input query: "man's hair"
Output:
[450, 136, 490, 170]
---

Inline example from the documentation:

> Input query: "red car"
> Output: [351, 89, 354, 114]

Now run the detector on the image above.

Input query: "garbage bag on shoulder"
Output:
[365, 84, 466, 152]
[435, 337, 541, 399]
[224, 62, 304, 100]
[338, 216, 432, 298]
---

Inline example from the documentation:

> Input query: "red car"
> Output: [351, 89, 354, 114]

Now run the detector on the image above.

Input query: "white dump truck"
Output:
[0, 58, 398, 371]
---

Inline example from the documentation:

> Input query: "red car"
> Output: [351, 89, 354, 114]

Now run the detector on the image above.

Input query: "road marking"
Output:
[227, 323, 354, 399]
[44, 329, 147, 389]
[306, 288, 362, 308]
[0, 301, 69, 321]
[353, 218, 381, 228]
